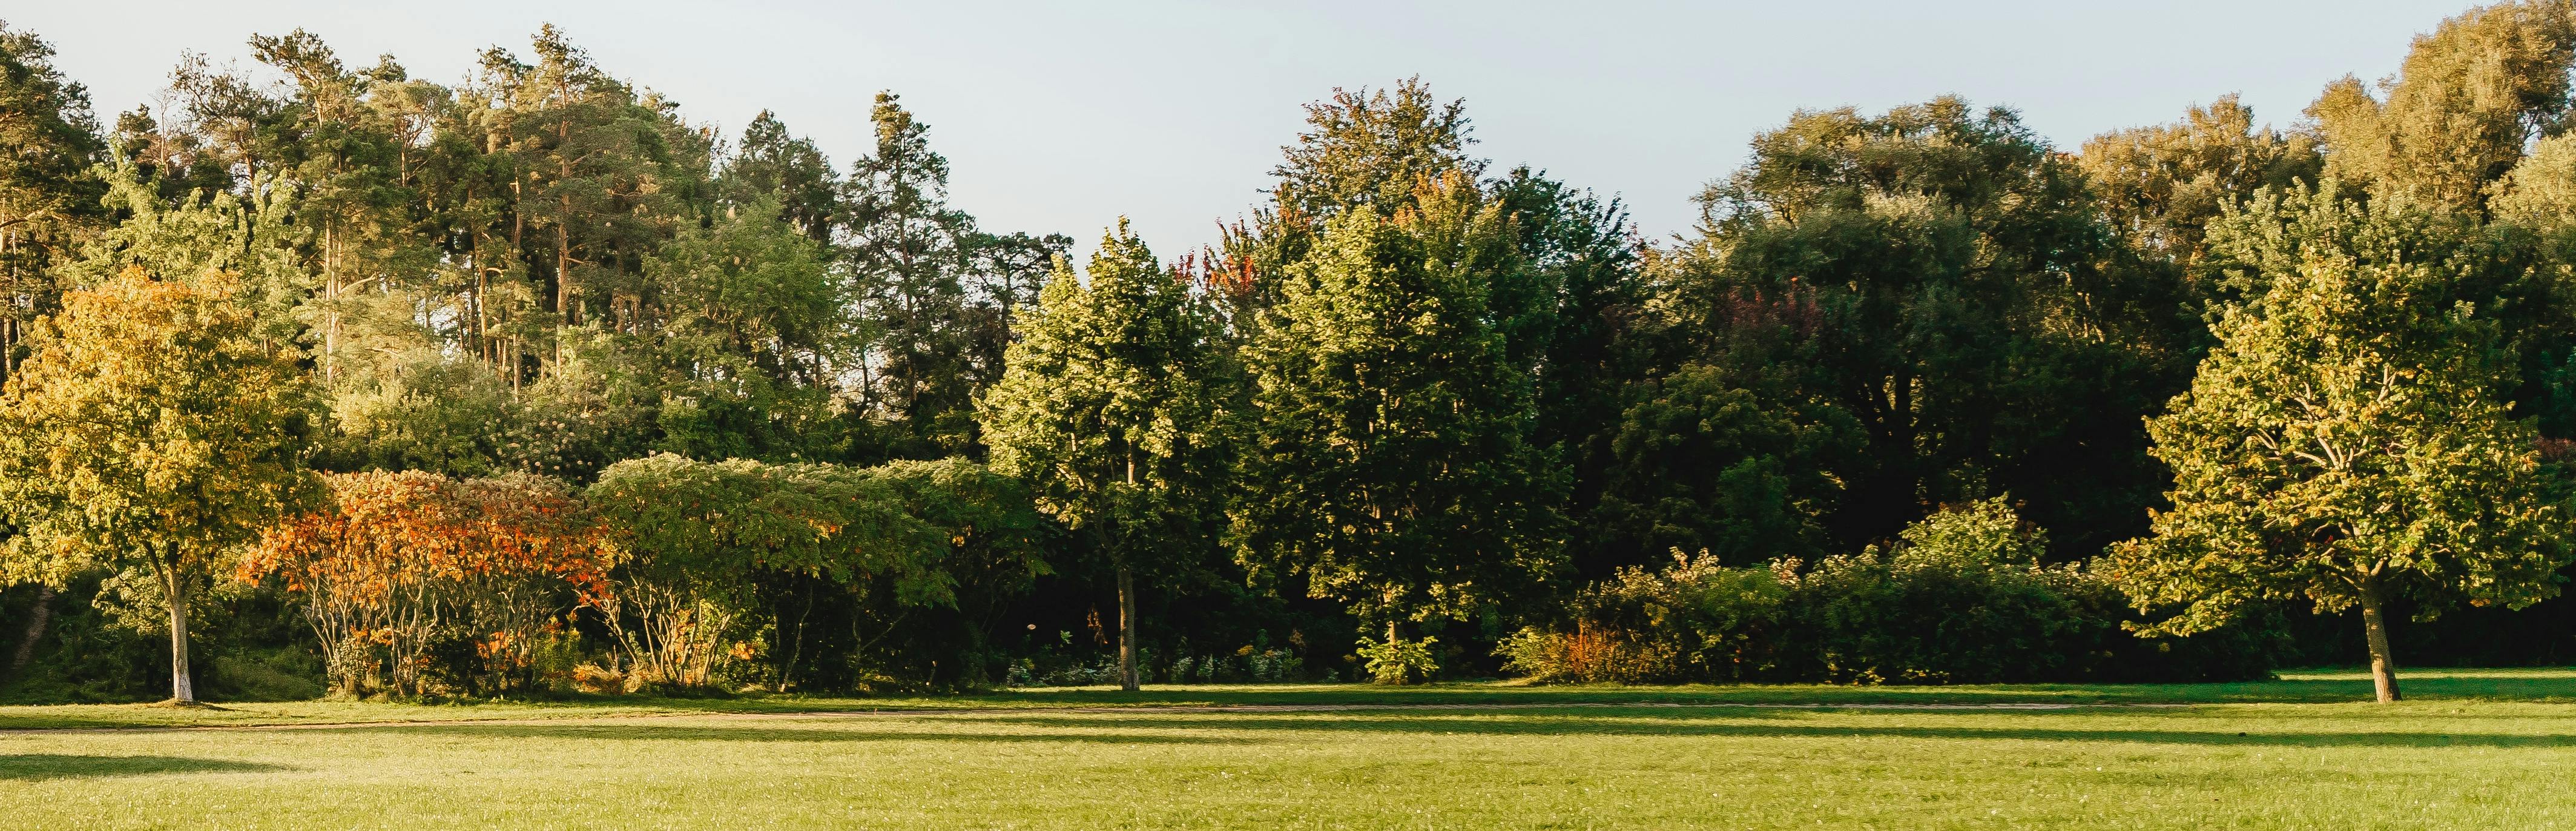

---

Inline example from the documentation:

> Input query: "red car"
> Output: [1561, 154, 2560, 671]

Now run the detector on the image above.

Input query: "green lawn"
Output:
[2, 669, 2571, 829]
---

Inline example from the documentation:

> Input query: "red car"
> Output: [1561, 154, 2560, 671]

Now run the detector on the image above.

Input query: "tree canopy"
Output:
[8, 7, 2576, 700]
[0, 270, 316, 702]
[2113, 188, 2574, 701]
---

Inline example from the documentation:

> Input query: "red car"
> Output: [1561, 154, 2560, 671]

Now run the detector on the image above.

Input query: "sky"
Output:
[11, 1, 2474, 256]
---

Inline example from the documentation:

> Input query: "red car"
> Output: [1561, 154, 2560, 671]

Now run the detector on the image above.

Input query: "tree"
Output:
[249, 30, 435, 389]
[2308, 0, 2576, 214]
[838, 93, 1068, 459]
[2077, 94, 2322, 270]
[1237, 83, 1655, 581]
[1667, 97, 2193, 557]
[1591, 364, 1861, 567]
[720, 110, 839, 245]
[0, 270, 316, 703]
[479, 26, 691, 353]
[2112, 190, 2573, 703]
[981, 222, 1227, 690]
[0, 21, 106, 380]
[643, 196, 846, 460]
[863, 457, 1048, 686]
[1271, 77, 1481, 223]
[1488, 169, 1651, 578]
[586, 454, 970, 690]
[842, 93, 979, 454]
[1230, 176, 1565, 677]
[54, 158, 307, 342]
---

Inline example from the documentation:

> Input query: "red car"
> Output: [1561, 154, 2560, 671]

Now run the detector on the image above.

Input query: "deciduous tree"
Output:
[243, 471, 610, 696]
[0, 270, 316, 703]
[2113, 190, 2574, 703]
[1230, 176, 1565, 675]
[2308, 0, 2576, 214]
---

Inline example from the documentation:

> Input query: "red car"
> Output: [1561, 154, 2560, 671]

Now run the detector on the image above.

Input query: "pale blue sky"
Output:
[14, 1, 2469, 255]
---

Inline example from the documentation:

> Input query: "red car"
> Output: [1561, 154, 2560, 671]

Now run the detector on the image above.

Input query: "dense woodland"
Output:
[5, 2, 2576, 703]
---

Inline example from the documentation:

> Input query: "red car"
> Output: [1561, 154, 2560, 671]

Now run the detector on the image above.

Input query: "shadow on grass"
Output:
[327, 723, 1228, 744]
[282, 707, 2576, 750]
[949, 710, 2576, 749]
[935, 669, 2576, 709]
[0, 754, 291, 781]
[4, 669, 2572, 732]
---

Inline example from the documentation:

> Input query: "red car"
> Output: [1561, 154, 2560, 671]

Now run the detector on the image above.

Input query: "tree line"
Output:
[5, 2, 2576, 703]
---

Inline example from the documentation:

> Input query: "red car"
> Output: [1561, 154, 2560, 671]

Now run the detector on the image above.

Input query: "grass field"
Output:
[2, 669, 2571, 829]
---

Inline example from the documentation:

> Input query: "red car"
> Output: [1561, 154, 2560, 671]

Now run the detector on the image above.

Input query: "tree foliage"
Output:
[585, 454, 1041, 690]
[242, 471, 608, 696]
[2308, 0, 2576, 214]
[1665, 97, 2192, 558]
[0, 270, 316, 702]
[1231, 175, 1566, 640]
[2113, 189, 2574, 701]
[12, 8, 2576, 700]
[0, 21, 106, 378]
[981, 222, 1228, 689]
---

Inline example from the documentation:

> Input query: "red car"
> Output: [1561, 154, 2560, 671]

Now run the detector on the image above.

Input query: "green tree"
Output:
[980, 222, 1227, 690]
[1238, 84, 1653, 580]
[2492, 131, 2576, 231]
[841, 93, 979, 455]
[863, 457, 1048, 686]
[587, 453, 1043, 690]
[249, 29, 436, 388]
[1667, 97, 2192, 557]
[0, 271, 316, 703]
[57, 160, 306, 342]
[1592, 364, 1861, 566]
[642, 196, 846, 460]
[0, 21, 106, 380]
[2077, 94, 2322, 271]
[1216, 78, 1486, 319]
[1271, 77, 1480, 222]
[2112, 191, 2572, 703]
[1230, 176, 1565, 673]
[1487, 169, 1652, 575]
[587, 454, 947, 689]
[835, 94, 1068, 459]
[720, 110, 840, 245]
[2204, 180, 2571, 437]
[2308, 0, 2576, 214]
[481, 25, 692, 349]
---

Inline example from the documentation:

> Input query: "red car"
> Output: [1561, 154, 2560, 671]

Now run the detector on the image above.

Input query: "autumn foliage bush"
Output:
[241, 471, 609, 697]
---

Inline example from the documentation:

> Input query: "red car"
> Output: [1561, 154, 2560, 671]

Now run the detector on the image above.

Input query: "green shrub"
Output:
[1356, 635, 1439, 684]
[1500, 551, 1787, 683]
[1506, 500, 2280, 685]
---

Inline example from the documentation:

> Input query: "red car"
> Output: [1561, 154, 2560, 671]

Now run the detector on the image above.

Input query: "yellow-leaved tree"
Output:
[0, 269, 316, 704]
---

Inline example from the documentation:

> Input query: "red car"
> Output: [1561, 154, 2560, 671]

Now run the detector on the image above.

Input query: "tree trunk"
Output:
[8, 585, 55, 677]
[1116, 563, 1140, 692]
[777, 581, 814, 694]
[161, 565, 197, 704]
[321, 223, 339, 385]
[2357, 574, 2401, 703]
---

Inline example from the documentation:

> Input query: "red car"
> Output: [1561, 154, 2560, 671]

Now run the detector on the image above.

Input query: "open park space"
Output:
[4, 669, 2572, 830]
[12, 3, 2576, 828]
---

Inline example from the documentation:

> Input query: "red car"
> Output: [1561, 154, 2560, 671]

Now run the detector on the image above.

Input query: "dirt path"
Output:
[0, 700, 2192, 735]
